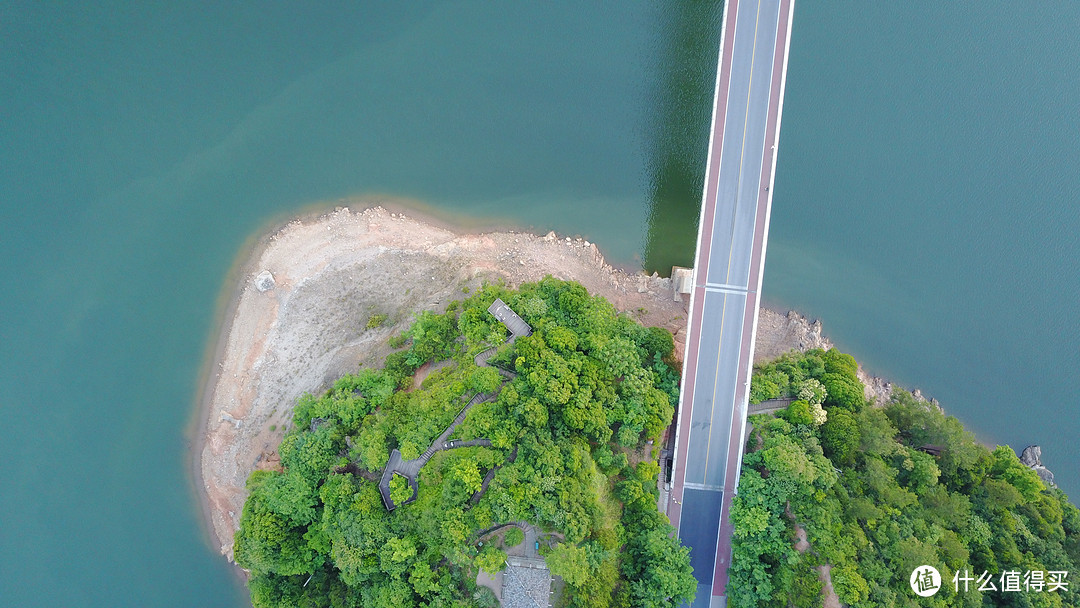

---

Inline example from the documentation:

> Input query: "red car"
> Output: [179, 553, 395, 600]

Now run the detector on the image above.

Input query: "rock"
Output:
[1035, 466, 1056, 486]
[1020, 445, 1042, 468]
[1021, 445, 1056, 487]
[254, 270, 276, 292]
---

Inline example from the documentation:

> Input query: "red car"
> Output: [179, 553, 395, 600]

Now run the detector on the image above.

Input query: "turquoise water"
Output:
[3, 2, 1079, 606]
[0, 2, 719, 606]
[765, 3, 1080, 495]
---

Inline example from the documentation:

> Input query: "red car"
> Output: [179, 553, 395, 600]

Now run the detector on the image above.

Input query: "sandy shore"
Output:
[192, 204, 903, 562]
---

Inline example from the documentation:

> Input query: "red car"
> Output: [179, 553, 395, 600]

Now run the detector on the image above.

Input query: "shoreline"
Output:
[191, 203, 691, 561]
[189, 202, 992, 567]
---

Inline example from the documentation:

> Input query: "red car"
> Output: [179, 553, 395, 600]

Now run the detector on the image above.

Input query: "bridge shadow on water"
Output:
[643, 1, 724, 276]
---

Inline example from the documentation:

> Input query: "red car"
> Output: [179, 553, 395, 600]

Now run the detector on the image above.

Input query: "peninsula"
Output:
[196, 204, 1009, 607]
[194, 205, 692, 563]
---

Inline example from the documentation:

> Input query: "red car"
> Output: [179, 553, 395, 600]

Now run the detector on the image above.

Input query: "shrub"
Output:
[504, 527, 525, 547]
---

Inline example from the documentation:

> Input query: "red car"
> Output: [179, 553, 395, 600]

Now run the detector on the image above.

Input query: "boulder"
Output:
[1020, 445, 1042, 468]
[1020, 445, 1056, 487]
[254, 270, 275, 292]
[1034, 466, 1056, 487]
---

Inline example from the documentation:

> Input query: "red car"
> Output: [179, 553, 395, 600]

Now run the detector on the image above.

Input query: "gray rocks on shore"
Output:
[1020, 445, 1056, 487]
[254, 270, 276, 292]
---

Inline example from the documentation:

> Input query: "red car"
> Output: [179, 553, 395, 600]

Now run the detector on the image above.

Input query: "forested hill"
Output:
[734, 349, 1080, 607]
[232, 278, 696, 608]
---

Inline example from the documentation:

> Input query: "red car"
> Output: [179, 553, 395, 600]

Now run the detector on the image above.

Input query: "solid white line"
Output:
[711, 3, 792, 603]
[703, 285, 749, 296]
[734, 0, 795, 497]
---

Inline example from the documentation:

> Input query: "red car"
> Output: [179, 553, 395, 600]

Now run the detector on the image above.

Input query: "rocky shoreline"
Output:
[753, 308, 894, 406]
[1021, 445, 1057, 487]
[194, 205, 1056, 564]
[754, 309, 1057, 485]
[194, 205, 693, 560]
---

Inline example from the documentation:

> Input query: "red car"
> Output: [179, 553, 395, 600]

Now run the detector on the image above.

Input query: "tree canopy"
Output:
[732, 349, 1080, 607]
[232, 278, 694, 608]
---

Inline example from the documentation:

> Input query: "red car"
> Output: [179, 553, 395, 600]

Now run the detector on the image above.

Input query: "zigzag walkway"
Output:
[379, 343, 514, 509]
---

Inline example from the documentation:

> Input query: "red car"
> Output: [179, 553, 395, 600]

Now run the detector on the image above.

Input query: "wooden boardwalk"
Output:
[378, 391, 497, 509]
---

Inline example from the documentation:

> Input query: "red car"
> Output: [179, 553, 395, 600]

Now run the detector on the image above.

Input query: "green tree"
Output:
[830, 563, 869, 605]
[622, 527, 696, 608]
[749, 375, 781, 404]
[476, 545, 507, 575]
[821, 407, 859, 464]
[234, 471, 319, 577]
[780, 399, 814, 426]
[738, 349, 1080, 608]
[468, 366, 502, 394]
[796, 378, 827, 405]
[389, 473, 413, 505]
[990, 445, 1045, 500]
[821, 371, 864, 411]
[821, 348, 857, 376]
[231, 279, 696, 608]
[546, 543, 593, 586]
[504, 527, 524, 547]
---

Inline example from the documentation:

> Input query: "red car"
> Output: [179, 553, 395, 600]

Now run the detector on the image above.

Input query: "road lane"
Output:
[669, 0, 794, 605]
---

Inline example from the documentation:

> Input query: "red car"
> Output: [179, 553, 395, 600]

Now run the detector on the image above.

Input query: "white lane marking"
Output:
[672, 0, 741, 520]
[683, 482, 725, 492]
[700, 290, 727, 484]
[704, 282, 749, 294]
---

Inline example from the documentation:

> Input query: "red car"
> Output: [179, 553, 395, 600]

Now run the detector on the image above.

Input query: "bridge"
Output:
[667, 0, 795, 606]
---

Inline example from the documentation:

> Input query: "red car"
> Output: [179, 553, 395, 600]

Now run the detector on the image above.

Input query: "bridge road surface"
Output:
[667, 0, 794, 606]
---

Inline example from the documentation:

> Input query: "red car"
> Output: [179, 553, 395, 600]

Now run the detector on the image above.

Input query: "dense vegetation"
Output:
[732, 349, 1080, 607]
[233, 278, 696, 608]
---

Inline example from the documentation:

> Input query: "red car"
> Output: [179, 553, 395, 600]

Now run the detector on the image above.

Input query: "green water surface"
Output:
[766, 2, 1080, 494]
[3, 2, 1079, 606]
[0, 2, 718, 606]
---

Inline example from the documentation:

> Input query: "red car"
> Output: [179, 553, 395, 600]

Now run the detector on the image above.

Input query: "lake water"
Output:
[763, 2, 1080, 496]
[1, 2, 1077, 606]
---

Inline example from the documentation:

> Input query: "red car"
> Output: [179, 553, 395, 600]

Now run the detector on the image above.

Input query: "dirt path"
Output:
[789, 506, 841, 608]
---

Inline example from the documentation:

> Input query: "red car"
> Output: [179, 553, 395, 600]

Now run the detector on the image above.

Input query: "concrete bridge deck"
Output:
[667, 0, 795, 606]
